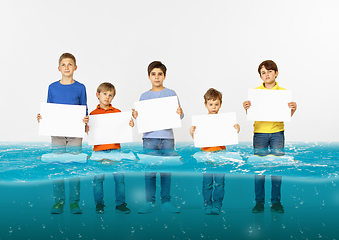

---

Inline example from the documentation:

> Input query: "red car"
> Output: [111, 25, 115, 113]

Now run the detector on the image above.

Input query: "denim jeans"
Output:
[143, 138, 174, 204]
[202, 173, 225, 207]
[253, 131, 284, 204]
[93, 173, 126, 206]
[51, 136, 82, 204]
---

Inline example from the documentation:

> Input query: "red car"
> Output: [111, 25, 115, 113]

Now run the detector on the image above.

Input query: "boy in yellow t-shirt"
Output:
[243, 60, 297, 214]
[190, 88, 240, 215]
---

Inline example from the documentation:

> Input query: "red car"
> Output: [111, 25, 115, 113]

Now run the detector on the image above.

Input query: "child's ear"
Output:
[275, 71, 279, 78]
[96, 92, 99, 98]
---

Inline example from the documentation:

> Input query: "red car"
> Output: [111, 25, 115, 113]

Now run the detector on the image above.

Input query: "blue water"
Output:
[0, 142, 339, 240]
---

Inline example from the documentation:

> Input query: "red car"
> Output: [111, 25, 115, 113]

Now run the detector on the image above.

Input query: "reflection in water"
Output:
[1, 142, 339, 239]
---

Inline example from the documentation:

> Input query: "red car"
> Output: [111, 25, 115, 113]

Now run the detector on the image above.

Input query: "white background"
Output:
[0, 0, 338, 142]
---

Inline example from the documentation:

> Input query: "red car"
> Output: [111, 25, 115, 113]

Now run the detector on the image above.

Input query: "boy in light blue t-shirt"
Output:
[132, 61, 184, 214]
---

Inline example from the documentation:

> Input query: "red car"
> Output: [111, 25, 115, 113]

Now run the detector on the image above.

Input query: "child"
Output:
[132, 61, 184, 214]
[86, 82, 134, 214]
[190, 88, 240, 215]
[37, 53, 88, 214]
[243, 60, 297, 214]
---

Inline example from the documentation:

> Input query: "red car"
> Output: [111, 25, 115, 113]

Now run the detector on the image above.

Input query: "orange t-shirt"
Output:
[90, 104, 121, 151]
[201, 146, 226, 152]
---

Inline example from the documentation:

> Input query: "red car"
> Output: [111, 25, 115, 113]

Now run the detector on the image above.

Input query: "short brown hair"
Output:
[258, 60, 278, 75]
[59, 53, 76, 65]
[204, 88, 222, 104]
[147, 61, 167, 76]
[97, 82, 116, 97]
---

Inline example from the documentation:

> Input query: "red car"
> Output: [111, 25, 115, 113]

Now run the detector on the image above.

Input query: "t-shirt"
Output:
[139, 88, 184, 139]
[90, 104, 121, 151]
[47, 80, 88, 115]
[201, 146, 226, 152]
[253, 82, 286, 133]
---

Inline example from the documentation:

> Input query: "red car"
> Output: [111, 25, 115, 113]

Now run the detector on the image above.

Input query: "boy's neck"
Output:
[59, 76, 75, 85]
[264, 81, 276, 89]
[99, 103, 110, 110]
[151, 86, 165, 92]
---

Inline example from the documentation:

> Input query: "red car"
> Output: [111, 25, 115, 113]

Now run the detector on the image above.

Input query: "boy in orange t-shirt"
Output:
[86, 82, 134, 214]
[190, 88, 240, 215]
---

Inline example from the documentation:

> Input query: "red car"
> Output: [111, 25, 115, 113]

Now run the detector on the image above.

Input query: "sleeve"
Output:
[47, 85, 52, 103]
[80, 85, 88, 115]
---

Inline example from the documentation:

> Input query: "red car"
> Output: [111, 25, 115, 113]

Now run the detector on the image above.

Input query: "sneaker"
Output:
[51, 201, 64, 214]
[138, 202, 155, 214]
[116, 203, 131, 214]
[271, 202, 284, 213]
[252, 201, 264, 213]
[204, 205, 213, 215]
[161, 202, 180, 213]
[70, 203, 82, 214]
[211, 206, 221, 215]
[96, 202, 105, 214]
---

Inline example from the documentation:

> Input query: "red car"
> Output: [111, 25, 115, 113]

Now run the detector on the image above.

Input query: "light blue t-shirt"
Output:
[139, 88, 184, 139]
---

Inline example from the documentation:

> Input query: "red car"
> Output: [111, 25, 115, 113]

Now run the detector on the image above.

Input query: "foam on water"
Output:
[0, 142, 339, 182]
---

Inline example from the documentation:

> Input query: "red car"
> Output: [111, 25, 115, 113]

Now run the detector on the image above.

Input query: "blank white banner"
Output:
[39, 103, 86, 138]
[87, 112, 133, 145]
[192, 112, 238, 148]
[134, 96, 181, 134]
[247, 89, 292, 122]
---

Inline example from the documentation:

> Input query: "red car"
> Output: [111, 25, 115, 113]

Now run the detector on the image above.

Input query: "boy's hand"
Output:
[83, 116, 89, 124]
[85, 125, 89, 134]
[233, 124, 240, 133]
[37, 113, 42, 123]
[243, 101, 251, 113]
[176, 105, 183, 116]
[189, 126, 196, 139]
[129, 118, 135, 127]
[132, 109, 138, 119]
[288, 102, 297, 116]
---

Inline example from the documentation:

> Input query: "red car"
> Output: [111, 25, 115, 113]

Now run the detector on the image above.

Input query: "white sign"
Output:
[39, 103, 86, 138]
[247, 89, 292, 122]
[87, 112, 133, 145]
[134, 96, 182, 133]
[192, 112, 238, 148]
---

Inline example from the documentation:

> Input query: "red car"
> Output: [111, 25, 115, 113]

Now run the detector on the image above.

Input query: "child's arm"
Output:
[234, 124, 240, 133]
[189, 126, 196, 139]
[36, 113, 42, 123]
[288, 102, 297, 116]
[243, 101, 251, 114]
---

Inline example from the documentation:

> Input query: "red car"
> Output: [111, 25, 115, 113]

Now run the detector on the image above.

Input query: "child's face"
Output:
[259, 66, 278, 86]
[205, 99, 222, 114]
[58, 58, 77, 77]
[148, 68, 166, 88]
[96, 91, 114, 109]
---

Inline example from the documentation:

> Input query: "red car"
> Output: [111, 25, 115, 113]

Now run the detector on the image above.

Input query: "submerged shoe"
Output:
[271, 202, 284, 213]
[51, 201, 64, 214]
[161, 202, 180, 213]
[116, 203, 131, 214]
[211, 206, 221, 215]
[204, 205, 213, 215]
[138, 202, 155, 214]
[252, 201, 264, 213]
[70, 203, 82, 214]
[96, 202, 105, 214]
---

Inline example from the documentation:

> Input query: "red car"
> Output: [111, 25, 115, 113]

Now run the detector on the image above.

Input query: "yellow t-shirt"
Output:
[253, 82, 286, 133]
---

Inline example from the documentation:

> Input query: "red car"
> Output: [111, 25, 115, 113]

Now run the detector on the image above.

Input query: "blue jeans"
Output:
[202, 173, 225, 207]
[93, 173, 126, 206]
[143, 138, 174, 204]
[253, 131, 284, 204]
